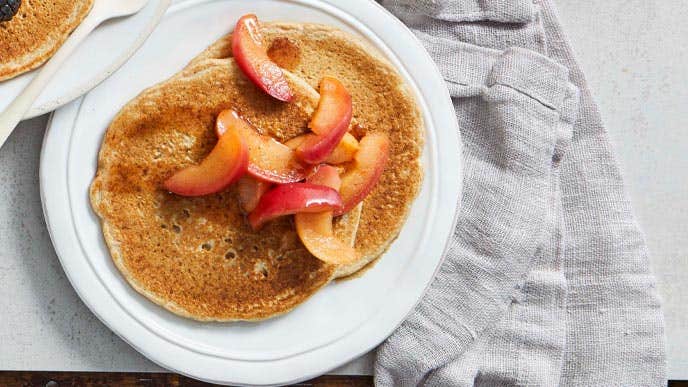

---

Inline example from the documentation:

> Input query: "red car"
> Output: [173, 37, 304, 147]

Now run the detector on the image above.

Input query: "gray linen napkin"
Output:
[375, 1, 666, 386]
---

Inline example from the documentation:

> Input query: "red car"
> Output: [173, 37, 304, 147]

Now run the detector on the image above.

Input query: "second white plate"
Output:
[0, 0, 170, 119]
[40, 0, 462, 385]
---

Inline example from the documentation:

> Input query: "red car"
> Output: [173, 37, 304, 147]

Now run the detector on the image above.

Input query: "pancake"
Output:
[91, 22, 423, 321]
[193, 23, 424, 278]
[0, 0, 94, 81]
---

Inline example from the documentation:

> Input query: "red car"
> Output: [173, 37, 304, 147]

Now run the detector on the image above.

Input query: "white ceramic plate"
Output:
[0, 0, 170, 119]
[40, 0, 462, 385]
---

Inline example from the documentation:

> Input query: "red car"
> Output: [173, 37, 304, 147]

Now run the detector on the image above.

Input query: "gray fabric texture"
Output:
[390, 0, 536, 23]
[374, 0, 666, 386]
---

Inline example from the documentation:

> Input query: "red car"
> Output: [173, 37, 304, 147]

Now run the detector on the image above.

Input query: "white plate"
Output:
[0, 0, 170, 119]
[40, 0, 462, 385]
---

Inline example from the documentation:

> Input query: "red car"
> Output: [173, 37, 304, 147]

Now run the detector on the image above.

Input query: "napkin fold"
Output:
[375, 1, 666, 385]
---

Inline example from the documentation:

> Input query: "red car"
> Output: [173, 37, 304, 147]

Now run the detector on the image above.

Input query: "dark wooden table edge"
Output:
[0, 372, 373, 386]
[0, 372, 683, 386]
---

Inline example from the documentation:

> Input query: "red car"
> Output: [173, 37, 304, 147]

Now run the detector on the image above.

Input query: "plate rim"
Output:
[40, 0, 463, 385]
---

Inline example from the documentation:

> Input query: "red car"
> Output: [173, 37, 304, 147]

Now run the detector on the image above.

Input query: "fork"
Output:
[0, 0, 151, 150]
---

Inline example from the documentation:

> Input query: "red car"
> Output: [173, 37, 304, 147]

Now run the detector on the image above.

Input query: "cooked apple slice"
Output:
[306, 164, 342, 190]
[326, 133, 360, 164]
[296, 77, 353, 164]
[295, 212, 359, 265]
[247, 183, 343, 230]
[335, 133, 390, 216]
[286, 132, 359, 164]
[217, 109, 310, 183]
[236, 176, 272, 213]
[295, 165, 359, 265]
[306, 78, 353, 136]
[232, 14, 293, 102]
[164, 120, 248, 196]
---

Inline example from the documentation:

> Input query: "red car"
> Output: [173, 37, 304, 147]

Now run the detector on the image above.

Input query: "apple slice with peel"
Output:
[295, 165, 359, 265]
[236, 176, 272, 213]
[217, 109, 310, 183]
[164, 120, 248, 196]
[335, 132, 390, 216]
[296, 77, 353, 164]
[232, 14, 293, 102]
[248, 183, 343, 230]
[285, 132, 359, 164]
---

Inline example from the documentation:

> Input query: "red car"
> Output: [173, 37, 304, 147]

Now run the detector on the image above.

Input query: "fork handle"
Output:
[0, 10, 104, 150]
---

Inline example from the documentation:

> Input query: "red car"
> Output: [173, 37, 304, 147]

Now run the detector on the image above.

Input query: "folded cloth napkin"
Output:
[375, 1, 666, 386]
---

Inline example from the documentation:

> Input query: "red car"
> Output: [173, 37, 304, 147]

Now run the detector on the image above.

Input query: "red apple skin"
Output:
[296, 77, 353, 164]
[335, 132, 390, 216]
[232, 14, 293, 102]
[236, 176, 272, 213]
[164, 120, 248, 196]
[247, 183, 343, 230]
[286, 132, 359, 165]
[295, 165, 358, 265]
[217, 109, 310, 183]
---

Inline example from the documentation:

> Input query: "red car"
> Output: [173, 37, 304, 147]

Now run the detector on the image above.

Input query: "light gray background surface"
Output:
[1, 0, 686, 380]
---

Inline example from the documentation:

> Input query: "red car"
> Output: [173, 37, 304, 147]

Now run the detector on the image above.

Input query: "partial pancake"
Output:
[267, 24, 423, 278]
[192, 23, 424, 278]
[90, 58, 360, 321]
[0, 0, 94, 81]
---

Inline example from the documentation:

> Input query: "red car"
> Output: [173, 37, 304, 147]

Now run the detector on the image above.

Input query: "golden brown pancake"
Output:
[193, 23, 424, 278]
[91, 23, 423, 321]
[0, 0, 94, 81]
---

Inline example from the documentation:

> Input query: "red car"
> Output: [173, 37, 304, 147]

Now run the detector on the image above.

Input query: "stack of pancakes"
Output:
[0, 0, 94, 81]
[90, 23, 424, 321]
